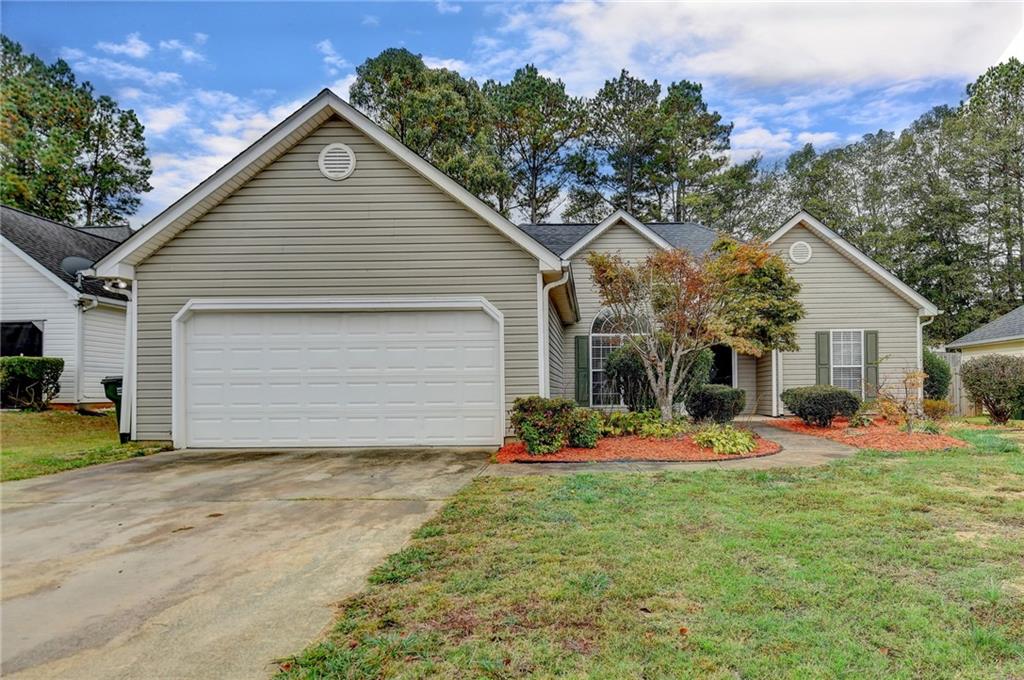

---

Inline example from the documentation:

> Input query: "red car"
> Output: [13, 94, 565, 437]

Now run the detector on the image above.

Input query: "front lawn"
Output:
[281, 428, 1024, 678]
[0, 410, 168, 481]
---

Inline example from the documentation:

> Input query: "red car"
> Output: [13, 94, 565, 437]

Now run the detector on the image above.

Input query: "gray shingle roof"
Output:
[517, 220, 721, 257]
[947, 304, 1024, 349]
[1, 206, 128, 301]
[76, 224, 134, 243]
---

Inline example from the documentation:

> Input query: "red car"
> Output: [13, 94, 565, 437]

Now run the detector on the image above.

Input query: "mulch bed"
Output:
[495, 433, 782, 464]
[765, 417, 967, 452]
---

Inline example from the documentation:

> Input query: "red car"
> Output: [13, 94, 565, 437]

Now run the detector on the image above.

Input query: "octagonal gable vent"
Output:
[318, 143, 356, 180]
[789, 240, 813, 264]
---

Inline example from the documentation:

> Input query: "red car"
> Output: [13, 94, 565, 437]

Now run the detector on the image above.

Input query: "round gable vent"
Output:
[318, 143, 356, 180]
[789, 240, 813, 264]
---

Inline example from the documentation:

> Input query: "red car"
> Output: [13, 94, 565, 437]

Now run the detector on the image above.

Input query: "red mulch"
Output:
[766, 417, 967, 452]
[495, 433, 782, 463]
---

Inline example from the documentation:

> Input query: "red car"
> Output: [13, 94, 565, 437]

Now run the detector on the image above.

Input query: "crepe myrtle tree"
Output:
[587, 238, 804, 421]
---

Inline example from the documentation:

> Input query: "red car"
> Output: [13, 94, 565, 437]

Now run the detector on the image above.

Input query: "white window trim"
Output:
[829, 329, 865, 399]
[170, 296, 505, 449]
[589, 331, 627, 408]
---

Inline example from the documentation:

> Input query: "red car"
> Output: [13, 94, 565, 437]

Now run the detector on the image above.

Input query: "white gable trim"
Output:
[95, 90, 561, 278]
[561, 209, 672, 259]
[767, 211, 939, 316]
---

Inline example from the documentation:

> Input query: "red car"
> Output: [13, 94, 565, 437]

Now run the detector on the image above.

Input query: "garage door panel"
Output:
[183, 308, 502, 447]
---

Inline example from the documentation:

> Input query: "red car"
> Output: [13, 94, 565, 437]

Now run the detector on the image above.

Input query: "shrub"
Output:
[923, 349, 952, 400]
[0, 356, 64, 410]
[509, 396, 575, 455]
[684, 384, 745, 423]
[961, 354, 1024, 425]
[923, 398, 954, 421]
[914, 420, 941, 435]
[849, 405, 873, 428]
[568, 409, 601, 449]
[693, 424, 756, 455]
[598, 409, 690, 438]
[604, 346, 712, 412]
[780, 385, 861, 427]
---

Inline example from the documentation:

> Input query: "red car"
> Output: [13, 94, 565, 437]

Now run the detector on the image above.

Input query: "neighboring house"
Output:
[1, 206, 130, 406]
[92, 89, 938, 449]
[946, 305, 1024, 359]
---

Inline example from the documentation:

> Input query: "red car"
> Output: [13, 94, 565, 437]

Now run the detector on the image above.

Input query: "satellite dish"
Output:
[61, 256, 95, 278]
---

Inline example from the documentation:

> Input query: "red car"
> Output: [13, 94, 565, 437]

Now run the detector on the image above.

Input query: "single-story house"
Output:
[91, 89, 939, 448]
[946, 304, 1024, 359]
[1, 206, 129, 406]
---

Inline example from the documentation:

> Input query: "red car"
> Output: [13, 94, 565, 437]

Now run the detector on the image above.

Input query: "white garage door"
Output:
[182, 308, 502, 447]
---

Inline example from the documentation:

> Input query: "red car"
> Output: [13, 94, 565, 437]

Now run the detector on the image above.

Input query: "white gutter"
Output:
[538, 266, 571, 397]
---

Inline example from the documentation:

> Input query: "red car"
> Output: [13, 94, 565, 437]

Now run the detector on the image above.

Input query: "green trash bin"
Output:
[101, 376, 129, 443]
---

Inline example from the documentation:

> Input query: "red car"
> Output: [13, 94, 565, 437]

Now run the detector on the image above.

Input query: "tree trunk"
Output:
[659, 393, 673, 422]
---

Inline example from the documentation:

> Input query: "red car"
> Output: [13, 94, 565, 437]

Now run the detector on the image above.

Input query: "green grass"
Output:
[0, 409, 169, 481]
[962, 415, 1024, 428]
[280, 428, 1024, 679]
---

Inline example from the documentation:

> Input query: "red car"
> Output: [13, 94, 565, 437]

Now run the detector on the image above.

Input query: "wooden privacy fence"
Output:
[932, 351, 975, 416]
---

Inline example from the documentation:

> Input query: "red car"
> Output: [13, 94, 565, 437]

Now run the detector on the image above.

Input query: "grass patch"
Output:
[961, 415, 1024, 428]
[280, 432, 1024, 679]
[1, 410, 169, 481]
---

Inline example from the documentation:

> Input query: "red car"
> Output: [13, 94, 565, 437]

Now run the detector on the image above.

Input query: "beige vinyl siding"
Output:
[961, 340, 1024, 359]
[771, 224, 921, 401]
[133, 116, 540, 440]
[82, 304, 126, 401]
[736, 353, 757, 415]
[755, 354, 774, 416]
[1, 244, 79, 402]
[560, 221, 662, 403]
[548, 301, 565, 397]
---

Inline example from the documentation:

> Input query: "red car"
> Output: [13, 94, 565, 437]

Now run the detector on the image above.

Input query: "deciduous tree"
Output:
[587, 240, 803, 420]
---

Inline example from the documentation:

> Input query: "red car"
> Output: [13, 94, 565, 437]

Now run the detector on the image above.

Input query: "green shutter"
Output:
[574, 335, 590, 405]
[864, 330, 879, 399]
[815, 331, 831, 385]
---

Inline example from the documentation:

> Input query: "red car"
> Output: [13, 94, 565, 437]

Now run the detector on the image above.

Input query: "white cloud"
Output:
[330, 74, 358, 100]
[436, 0, 462, 15]
[731, 125, 794, 161]
[95, 33, 151, 59]
[159, 39, 205, 64]
[473, 2, 1020, 93]
[315, 39, 348, 76]
[193, 32, 209, 46]
[796, 131, 840, 147]
[59, 49, 182, 87]
[142, 103, 188, 135]
[423, 56, 472, 73]
[362, 15, 380, 27]
[117, 87, 145, 101]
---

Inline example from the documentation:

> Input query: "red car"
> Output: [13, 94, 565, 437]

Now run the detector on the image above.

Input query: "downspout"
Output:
[75, 295, 99, 406]
[119, 286, 135, 442]
[539, 266, 571, 398]
[919, 313, 936, 401]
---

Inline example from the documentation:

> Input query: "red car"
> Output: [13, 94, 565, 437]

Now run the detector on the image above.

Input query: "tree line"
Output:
[0, 36, 152, 226]
[351, 49, 1023, 344]
[2, 35, 1020, 343]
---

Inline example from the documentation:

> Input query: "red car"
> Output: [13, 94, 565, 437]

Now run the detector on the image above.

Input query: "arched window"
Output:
[590, 309, 625, 406]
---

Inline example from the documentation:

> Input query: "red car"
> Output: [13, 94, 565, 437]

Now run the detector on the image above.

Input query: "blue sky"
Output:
[4, 1, 1022, 224]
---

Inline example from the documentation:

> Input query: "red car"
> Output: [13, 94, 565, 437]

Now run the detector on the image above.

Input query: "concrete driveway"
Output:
[1, 447, 490, 679]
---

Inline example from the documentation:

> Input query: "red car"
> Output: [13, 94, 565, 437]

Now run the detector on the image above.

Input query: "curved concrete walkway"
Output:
[481, 424, 858, 476]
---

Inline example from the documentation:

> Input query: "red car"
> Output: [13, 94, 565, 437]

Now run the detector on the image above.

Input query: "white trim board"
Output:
[169, 295, 506, 449]
[561, 209, 672, 260]
[95, 89, 562, 278]
[766, 211, 939, 316]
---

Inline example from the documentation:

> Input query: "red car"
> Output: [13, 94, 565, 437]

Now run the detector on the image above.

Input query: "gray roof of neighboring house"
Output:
[1, 205, 128, 301]
[75, 224, 134, 243]
[947, 304, 1024, 349]
[517, 220, 720, 257]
